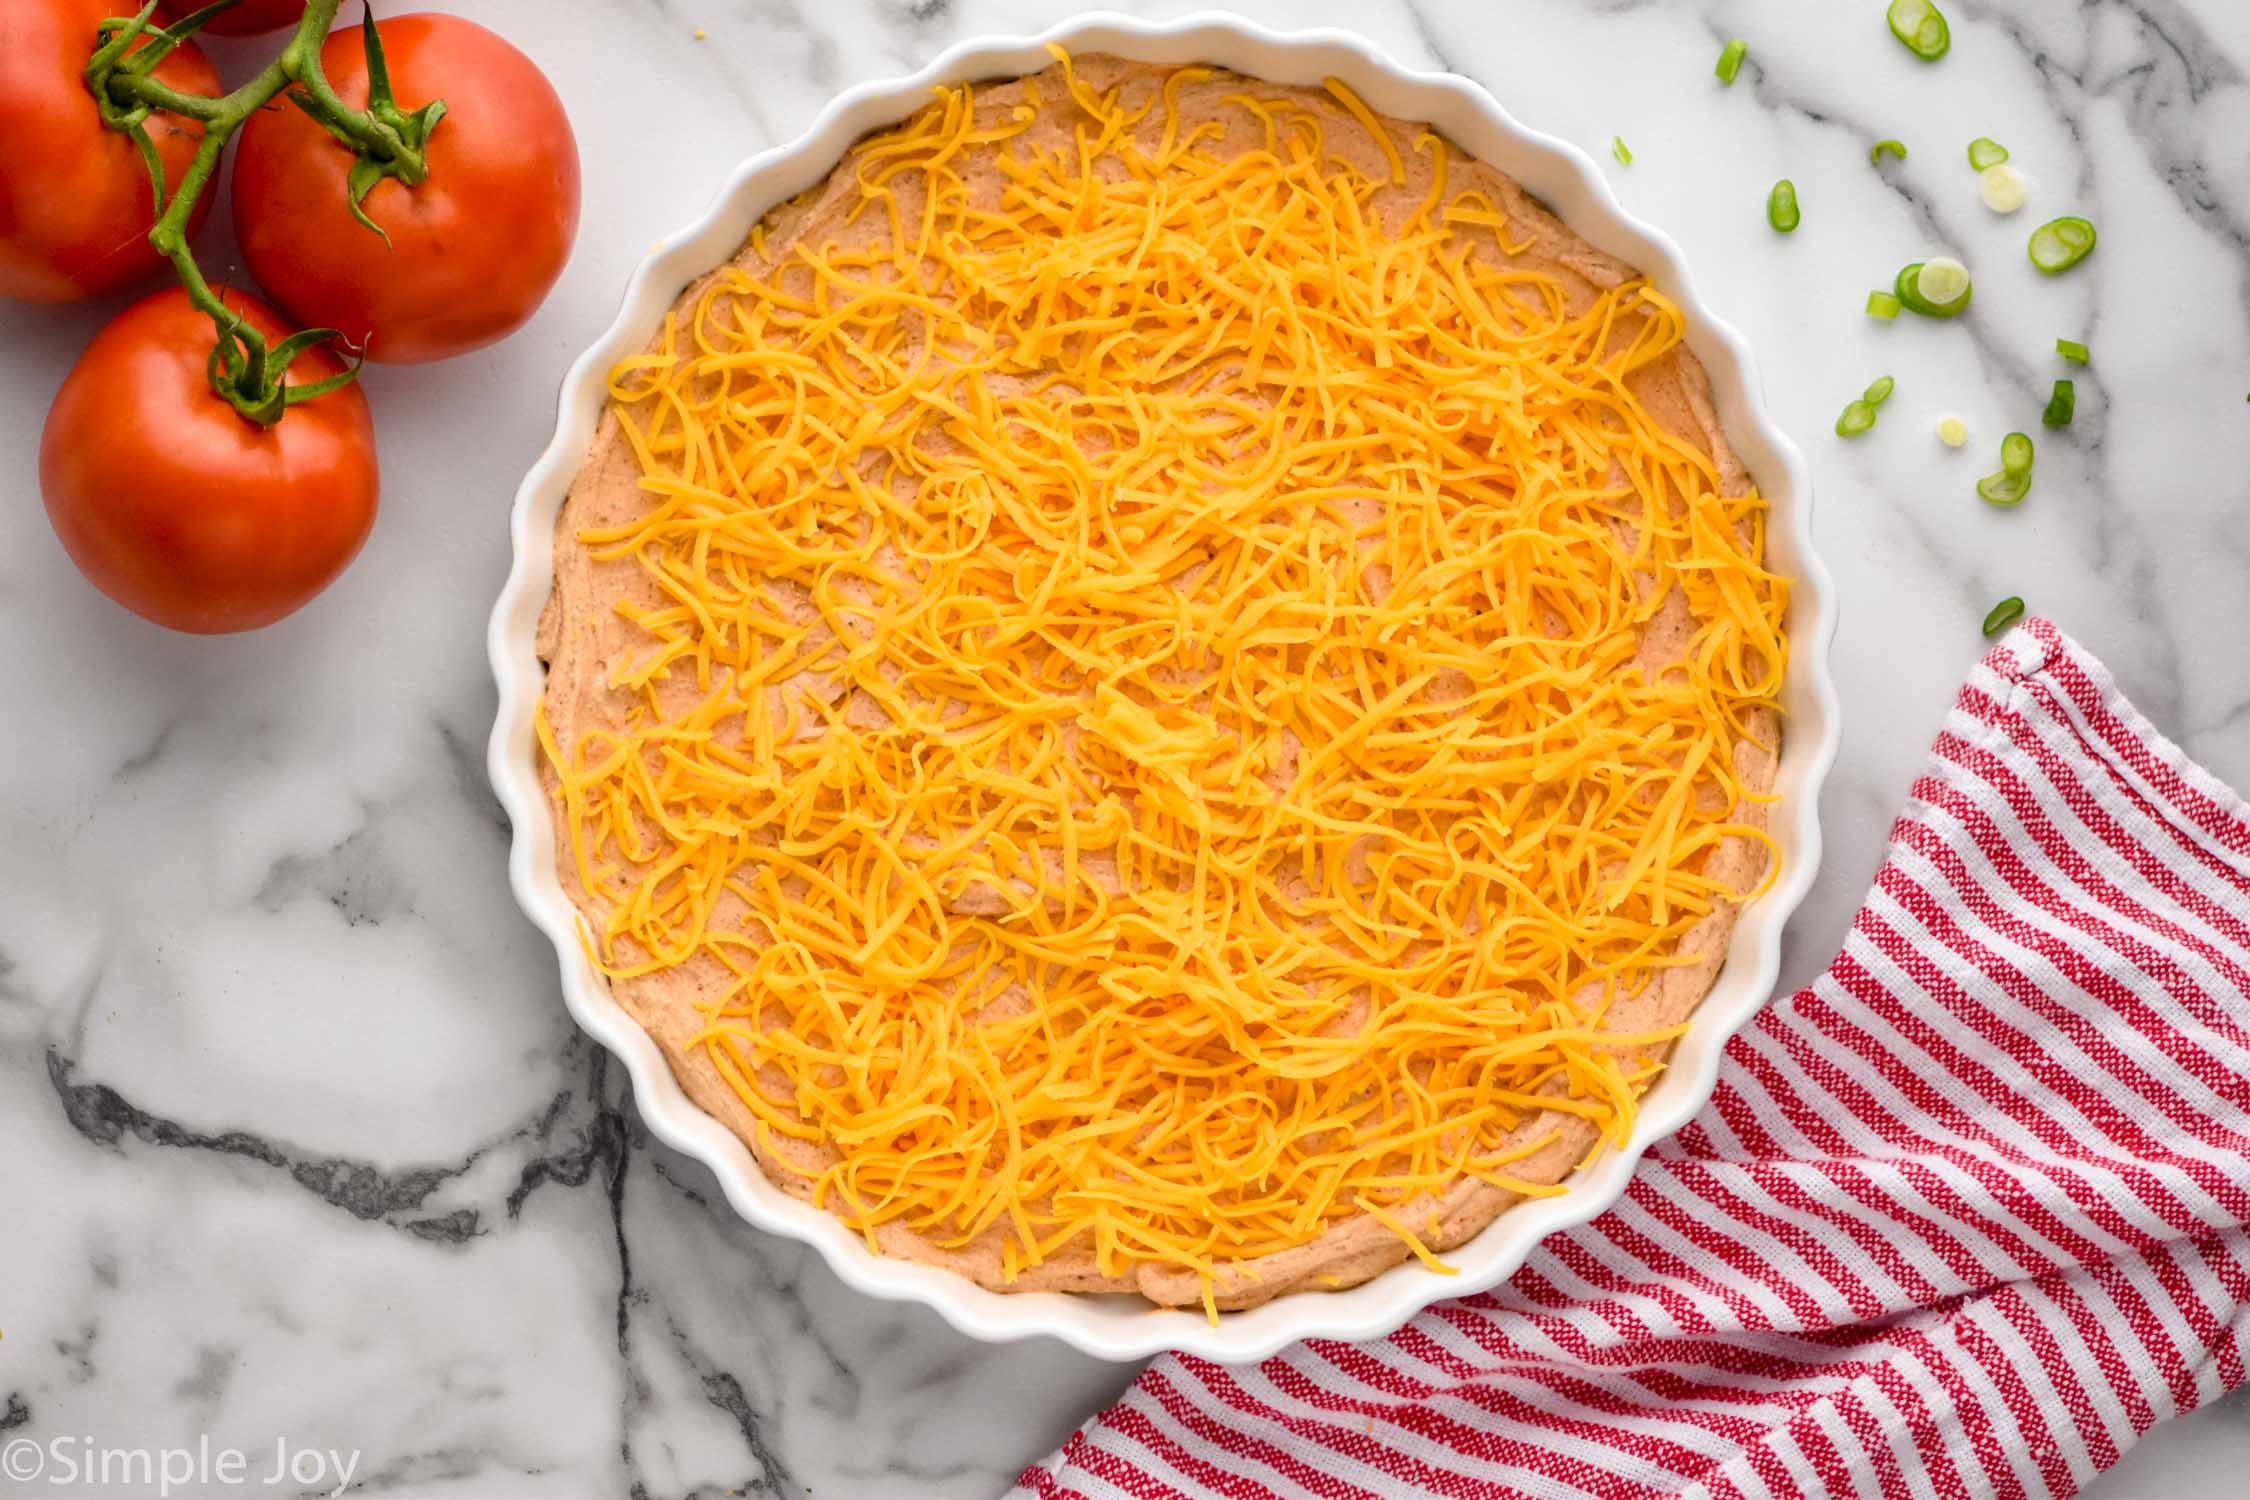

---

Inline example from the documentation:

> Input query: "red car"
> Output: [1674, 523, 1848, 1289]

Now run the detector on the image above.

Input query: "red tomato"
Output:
[41, 287, 379, 634]
[0, 0, 218, 302]
[231, 14, 580, 363]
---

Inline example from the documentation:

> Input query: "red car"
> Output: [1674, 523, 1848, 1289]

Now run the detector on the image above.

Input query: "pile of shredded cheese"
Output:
[541, 51, 1787, 1306]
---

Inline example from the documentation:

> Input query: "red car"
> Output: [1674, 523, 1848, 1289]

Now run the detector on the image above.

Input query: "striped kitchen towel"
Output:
[1012, 618, 2250, 1500]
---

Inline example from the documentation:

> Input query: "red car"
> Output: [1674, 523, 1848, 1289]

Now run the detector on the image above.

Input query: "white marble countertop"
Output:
[4, 1, 2247, 1495]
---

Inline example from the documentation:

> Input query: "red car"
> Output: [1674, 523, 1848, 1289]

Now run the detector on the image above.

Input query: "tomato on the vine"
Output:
[0, 0, 218, 302]
[41, 287, 379, 634]
[232, 14, 580, 363]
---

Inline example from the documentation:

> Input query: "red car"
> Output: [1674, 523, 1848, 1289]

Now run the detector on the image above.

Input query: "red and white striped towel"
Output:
[1013, 619, 2250, 1500]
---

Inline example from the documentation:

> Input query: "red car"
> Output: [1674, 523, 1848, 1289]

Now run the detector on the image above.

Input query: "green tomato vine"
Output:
[84, 0, 444, 423]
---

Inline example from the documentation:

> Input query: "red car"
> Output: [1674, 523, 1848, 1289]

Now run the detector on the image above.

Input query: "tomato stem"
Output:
[83, 0, 444, 425]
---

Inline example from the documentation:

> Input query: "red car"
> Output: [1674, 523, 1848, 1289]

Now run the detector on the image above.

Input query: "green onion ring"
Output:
[1867, 290, 1903, 319]
[1871, 138, 1909, 163]
[1978, 468, 2033, 507]
[2028, 216, 2097, 273]
[1968, 137, 2009, 170]
[1836, 400, 1879, 437]
[2041, 380, 2075, 427]
[1887, 0, 1951, 60]
[1979, 163, 2028, 214]
[1982, 596, 2027, 636]
[1716, 38, 1747, 84]
[1895, 258, 1972, 317]
[1865, 375, 1896, 406]
[2001, 430, 2034, 473]
[2056, 338, 2089, 364]
[1612, 136, 1633, 166]
[1767, 179, 1800, 233]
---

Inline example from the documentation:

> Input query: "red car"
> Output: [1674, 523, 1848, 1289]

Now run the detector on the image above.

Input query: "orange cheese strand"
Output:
[542, 56, 1788, 1289]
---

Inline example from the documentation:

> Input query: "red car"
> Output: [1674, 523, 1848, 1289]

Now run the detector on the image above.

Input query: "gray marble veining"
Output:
[4, 1, 2248, 1495]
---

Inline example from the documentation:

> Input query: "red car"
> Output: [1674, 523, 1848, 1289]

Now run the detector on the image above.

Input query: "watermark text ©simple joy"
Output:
[2, 1433, 360, 1496]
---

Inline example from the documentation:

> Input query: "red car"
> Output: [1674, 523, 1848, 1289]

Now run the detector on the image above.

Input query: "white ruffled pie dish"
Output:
[486, 10, 1841, 1363]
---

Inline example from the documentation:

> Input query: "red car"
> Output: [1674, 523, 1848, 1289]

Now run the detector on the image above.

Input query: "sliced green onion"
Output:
[1978, 468, 2033, 506]
[1982, 596, 2027, 636]
[1937, 415, 1969, 447]
[1980, 432, 2034, 506]
[1767, 179, 1800, 233]
[1865, 375, 1896, 406]
[1867, 290, 1902, 319]
[1979, 163, 2028, 214]
[2028, 216, 2097, 273]
[1871, 138, 1909, 163]
[1716, 38, 1748, 84]
[1895, 257, 1972, 317]
[1612, 136, 1633, 166]
[1967, 137, 2009, 169]
[1915, 257, 1970, 305]
[1836, 400, 1879, 436]
[2056, 337, 2089, 364]
[2041, 379, 2075, 427]
[1887, 0, 1951, 60]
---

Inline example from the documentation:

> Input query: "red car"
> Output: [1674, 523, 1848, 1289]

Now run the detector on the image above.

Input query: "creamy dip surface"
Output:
[537, 54, 1782, 1311]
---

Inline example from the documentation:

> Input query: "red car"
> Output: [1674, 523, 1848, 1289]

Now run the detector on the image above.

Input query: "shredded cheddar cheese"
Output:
[540, 52, 1787, 1302]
